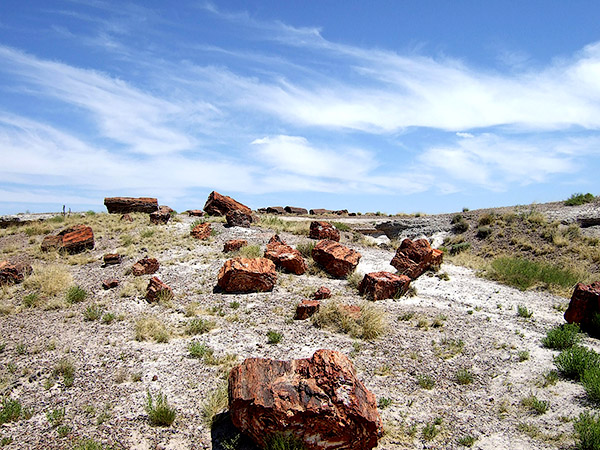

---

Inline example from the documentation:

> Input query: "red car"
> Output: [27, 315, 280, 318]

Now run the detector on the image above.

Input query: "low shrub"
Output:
[455, 368, 474, 385]
[201, 382, 228, 425]
[66, 285, 87, 304]
[145, 390, 176, 426]
[565, 193, 595, 206]
[453, 219, 469, 234]
[517, 305, 533, 318]
[487, 257, 581, 291]
[542, 323, 580, 350]
[583, 366, 600, 404]
[238, 245, 261, 259]
[476, 226, 492, 238]
[296, 241, 315, 259]
[267, 330, 282, 344]
[332, 222, 351, 232]
[554, 345, 600, 381]
[311, 301, 387, 340]
[186, 318, 216, 335]
[520, 394, 549, 415]
[574, 410, 600, 450]
[0, 397, 22, 424]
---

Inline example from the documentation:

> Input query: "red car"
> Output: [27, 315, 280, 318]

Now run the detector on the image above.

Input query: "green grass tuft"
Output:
[542, 323, 580, 350]
[565, 193, 595, 206]
[487, 257, 581, 291]
[554, 345, 600, 381]
[574, 410, 600, 450]
[145, 390, 176, 426]
[66, 285, 87, 304]
[583, 366, 600, 404]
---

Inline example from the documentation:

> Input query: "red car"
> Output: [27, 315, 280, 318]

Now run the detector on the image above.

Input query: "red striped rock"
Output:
[0, 261, 32, 285]
[203, 191, 251, 216]
[266, 206, 285, 214]
[146, 276, 172, 302]
[264, 241, 306, 275]
[41, 225, 94, 254]
[294, 299, 320, 320]
[104, 197, 158, 214]
[103, 254, 122, 265]
[217, 258, 276, 293]
[358, 271, 411, 300]
[191, 223, 212, 240]
[390, 238, 441, 280]
[284, 206, 308, 215]
[228, 349, 382, 450]
[223, 239, 247, 253]
[313, 286, 331, 300]
[132, 257, 159, 276]
[312, 240, 361, 278]
[309, 221, 340, 242]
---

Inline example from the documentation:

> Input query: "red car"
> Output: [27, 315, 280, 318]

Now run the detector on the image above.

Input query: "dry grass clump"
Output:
[135, 315, 171, 343]
[200, 381, 228, 425]
[312, 301, 387, 340]
[119, 278, 147, 298]
[256, 215, 310, 235]
[24, 264, 73, 297]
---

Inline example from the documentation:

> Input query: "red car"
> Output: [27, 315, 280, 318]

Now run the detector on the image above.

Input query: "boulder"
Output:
[284, 206, 308, 215]
[310, 209, 333, 215]
[0, 261, 32, 285]
[191, 223, 212, 240]
[229, 349, 382, 450]
[103, 253, 122, 266]
[358, 272, 411, 301]
[309, 221, 340, 242]
[257, 208, 268, 214]
[217, 257, 277, 293]
[264, 242, 307, 275]
[102, 279, 119, 290]
[41, 225, 94, 254]
[313, 286, 331, 300]
[294, 299, 320, 320]
[186, 210, 205, 217]
[120, 214, 134, 222]
[390, 238, 441, 279]
[203, 191, 252, 216]
[268, 234, 285, 245]
[266, 206, 285, 215]
[132, 257, 159, 276]
[565, 282, 600, 332]
[104, 197, 158, 214]
[146, 276, 172, 302]
[223, 239, 248, 253]
[312, 240, 361, 278]
[150, 206, 172, 225]
[226, 210, 252, 228]
[334, 209, 349, 216]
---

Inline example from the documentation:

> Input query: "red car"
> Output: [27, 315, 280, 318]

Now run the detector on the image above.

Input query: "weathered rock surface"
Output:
[146, 276, 172, 302]
[264, 241, 306, 275]
[228, 349, 382, 450]
[103, 254, 122, 266]
[390, 238, 442, 279]
[120, 214, 133, 222]
[217, 257, 277, 293]
[41, 225, 94, 254]
[104, 197, 158, 214]
[226, 210, 252, 228]
[223, 239, 247, 253]
[310, 209, 333, 215]
[358, 271, 411, 301]
[191, 223, 212, 240]
[285, 206, 308, 215]
[309, 221, 340, 242]
[132, 257, 159, 276]
[313, 286, 331, 300]
[203, 191, 252, 217]
[102, 279, 119, 290]
[150, 206, 172, 225]
[268, 234, 285, 245]
[266, 206, 285, 215]
[376, 217, 452, 240]
[294, 299, 320, 320]
[0, 261, 32, 285]
[186, 210, 205, 217]
[565, 282, 600, 332]
[312, 240, 361, 278]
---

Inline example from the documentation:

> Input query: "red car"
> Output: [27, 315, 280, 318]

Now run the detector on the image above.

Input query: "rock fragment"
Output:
[104, 197, 158, 214]
[223, 239, 247, 253]
[0, 261, 32, 285]
[132, 257, 159, 276]
[191, 223, 212, 240]
[311, 240, 361, 278]
[217, 257, 277, 293]
[203, 191, 252, 216]
[146, 276, 172, 302]
[309, 221, 340, 242]
[358, 271, 411, 300]
[294, 299, 320, 320]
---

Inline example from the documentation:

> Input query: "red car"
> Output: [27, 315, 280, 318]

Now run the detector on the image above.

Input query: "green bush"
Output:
[0, 397, 22, 424]
[448, 242, 471, 255]
[332, 222, 351, 232]
[565, 193, 595, 206]
[267, 330, 282, 344]
[542, 323, 580, 350]
[145, 390, 176, 426]
[453, 219, 469, 233]
[517, 305, 533, 318]
[265, 433, 306, 450]
[451, 214, 463, 224]
[487, 257, 581, 291]
[296, 241, 315, 259]
[186, 318, 216, 335]
[520, 394, 549, 415]
[583, 366, 600, 404]
[476, 226, 492, 238]
[66, 285, 87, 304]
[455, 368, 474, 385]
[574, 410, 600, 450]
[554, 345, 600, 381]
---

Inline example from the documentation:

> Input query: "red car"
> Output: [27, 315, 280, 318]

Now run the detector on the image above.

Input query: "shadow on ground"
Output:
[211, 412, 261, 450]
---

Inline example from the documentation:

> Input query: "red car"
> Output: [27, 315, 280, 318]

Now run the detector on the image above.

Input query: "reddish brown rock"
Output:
[294, 299, 320, 320]
[565, 282, 600, 330]
[41, 225, 94, 254]
[309, 221, 340, 242]
[390, 238, 441, 280]
[223, 239, 248, 253]
[0, 261, 32, 285]
[186, 210, 205, 217]
[334, 209, 349, 215]
[266, 206, 285, 214]
[312, 240, 361, 278]
[431, 248, 443, 268]
[313, 286, 331, 300]
[132, 257, 159, 276]
[103, 253, 122, 265]
[310, 208, 333, 215]
[284, 206, 308, 215]
[343, 304, 362, 319]
[229, 349, 382, 450]
[268, 234, 285, 245]
[203, 191, 252, 216]
[146, 276, 172, 302]
[150, 206, 172, 225]
[120, 214, 134, 222]
[102, 279, 119, 290]
[358, 271, 411, 301]
[191, 223, 212, 240]
[226, 209, 252, 228]
[264, 242, 307, 275]
[217, 257, 277, 293]
[104, 197, 158, 214]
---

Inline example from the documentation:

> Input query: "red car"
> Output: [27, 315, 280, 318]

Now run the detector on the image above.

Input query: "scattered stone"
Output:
[390, 238, 442, 279]
[284, 206, 308, 215]
[309, 221, 340, 242]
[217, 257, 277, 293]
[264, 241, 307, 275]
[223, 239, 247, 253]
[313, 286, 331, 300]
[228, 349, 382, 450]
[268, 234, 285, 245]
[358, 271, 411, 300]
[102, 279, 119, 290]
[0, 261, 32, 285]
[565, 282, 600, 332]
[310, 208, 333, 215]
[266, 206, 285, 214]
[41, 225, 94, 254]
[104, 197, 158, 214]
[103, 253, 122, 266]
[146, 276, 172, 302]
[311, 240, 361, 278]
[120, 214, 134, 222]
[150, 206, 172, 225]
[191, 223, 212, 240]
[186, 210, 205, 217]
[226, 209, 252, 228]
[257, 208, 268, 214]
[132, 257, 159, 276]
[294, 299, 320, 320]
[334, 209, 349, 215]
[203, 191, 252, 216]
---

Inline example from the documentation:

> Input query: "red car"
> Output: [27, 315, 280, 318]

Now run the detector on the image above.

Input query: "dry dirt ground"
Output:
[0, 209, 599, 450]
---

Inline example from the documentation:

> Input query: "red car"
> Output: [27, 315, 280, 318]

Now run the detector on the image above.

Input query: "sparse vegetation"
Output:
[455, 368, 474, 385]
[201, 382, 228, 425]
[145, 390, 176, 426]
[488, 257, 581, 292]
[135, 316, 171, 343]
[582, 366, 600, 404]
[296, 241, 315, 258]
[554, 345, 600, 381]
[0, 397, 22, 424]
[257, 216, 310, 235]
[542, 323, 580, 350]
[267, 330, 283, 344]
[238, 245, 261, 259]
[521, 394, 549, 415]
[574, 410, 600, 450]
[311, 301, 387, 340]
[417, 374, 435, 389]
[517, 305, 533, 318]
[186, 318, 216, 335]
[66, 285, 87, 304]
[565, 192, 595, 206]
[265, 433, 306, 450]
[24, 264, 73, 297]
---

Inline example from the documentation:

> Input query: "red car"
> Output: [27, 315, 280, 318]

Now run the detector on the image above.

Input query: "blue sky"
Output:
[1, 1, 599, 215]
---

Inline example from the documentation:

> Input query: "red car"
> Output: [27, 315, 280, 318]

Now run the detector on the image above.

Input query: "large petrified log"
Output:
[358, 271, 411, 300]
[217, 257, 277, 293]
[104, 197, 158, 214]
[311, 240, 361, 278]
[41, 225, 94, 254]
[390, 238, 442, 279]
[203, 191, 252, 216]
[264, 241, 306, 275]
[309, 221, 340, 242]
[284, 206, 308, 215]
[228, 349, 382, 450]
